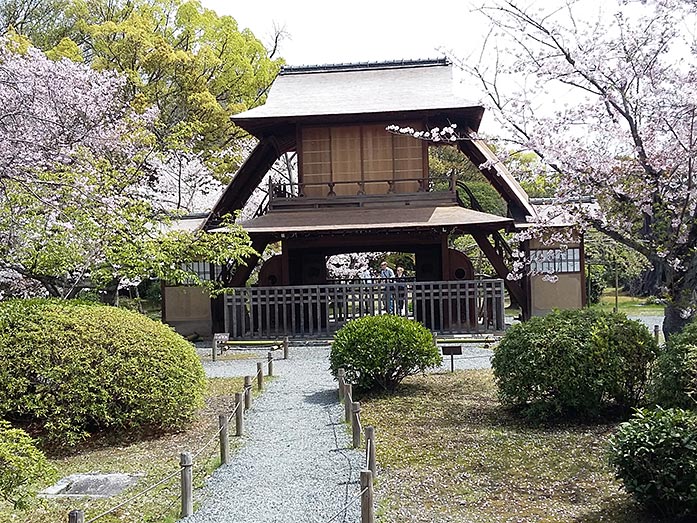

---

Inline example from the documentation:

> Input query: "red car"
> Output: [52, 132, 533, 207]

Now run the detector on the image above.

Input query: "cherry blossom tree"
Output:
[0, 39, 254, 299]
[456, 0, 697, 336]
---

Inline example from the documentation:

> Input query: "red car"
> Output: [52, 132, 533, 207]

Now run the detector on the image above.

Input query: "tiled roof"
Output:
[233, 59, 480, 122]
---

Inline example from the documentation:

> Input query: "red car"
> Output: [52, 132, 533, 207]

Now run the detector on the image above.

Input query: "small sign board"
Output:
[441, 345, 463, 356]
[212, 333, 230, 360]
[441, 345, 463, 373]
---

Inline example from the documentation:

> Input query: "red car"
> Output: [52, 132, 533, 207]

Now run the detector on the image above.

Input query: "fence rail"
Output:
[68, 347, 285, 522]
[224, 279, 505, 339]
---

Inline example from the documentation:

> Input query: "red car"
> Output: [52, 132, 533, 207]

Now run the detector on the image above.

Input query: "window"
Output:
[180, 261, 213, 281]
[529, 248, 581, 274]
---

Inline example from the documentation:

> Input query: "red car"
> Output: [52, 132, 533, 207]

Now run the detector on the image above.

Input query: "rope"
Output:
[85, 468, 180, 523]
[226, 400, 241, 423]
[152, 490, 182, 522]
[192, 416, 230, 461]
[83, 358, 274, 522]
[365, 437, 371, 467]
[355, 412, 362, 434]
[323, 487, 369, 523]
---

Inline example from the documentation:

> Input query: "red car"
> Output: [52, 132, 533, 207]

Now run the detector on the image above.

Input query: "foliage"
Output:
[587, 265, 606, 305]
[330, 315, 440, 392]
[0, 299, 206, 448]
[608, 407, 697, 518]
[459, 0, 697, 334]
[359, 370, 659, 523]
[585, 232, 652, 294]
[0, 39, 255, 298]
[492, 309, 658, 418]
[0, 376, 245, 522]
[2, 0, 283, 183]
[458, 181, 507, 217]
[429, 144, 482, 183]
[0, 420, 55, 509]
[651, 320, 697, 409]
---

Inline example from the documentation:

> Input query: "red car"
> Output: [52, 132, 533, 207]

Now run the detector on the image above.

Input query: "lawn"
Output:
[358, 370, 668, 523]
[594, 288, 665, 315]
[1, 377, 249, 523]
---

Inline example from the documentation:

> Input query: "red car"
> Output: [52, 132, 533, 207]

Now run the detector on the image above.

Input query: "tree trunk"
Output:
[99, 278, 121, 306]
[663, 303, 695, 341]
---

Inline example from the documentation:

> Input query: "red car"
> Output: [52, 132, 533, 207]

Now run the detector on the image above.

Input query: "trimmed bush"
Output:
[0, 420, 55, 509]
[0, 299, 206, 448]
[608, 407, 697, 518]
[651, 320, 697, 409]
[492, 309, 658, 418]
[330, 315, 441, 392]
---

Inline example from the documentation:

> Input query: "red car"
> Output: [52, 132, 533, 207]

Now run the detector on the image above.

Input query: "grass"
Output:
[358, 370, 669, 523]
[594, 288, 665, 315]
[1, 376, 253, 523]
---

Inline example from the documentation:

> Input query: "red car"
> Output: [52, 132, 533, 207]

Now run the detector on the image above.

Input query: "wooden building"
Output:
[162, 59, 585, 338]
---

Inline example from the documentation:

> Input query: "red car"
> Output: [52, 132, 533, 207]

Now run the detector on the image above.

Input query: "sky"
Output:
[200, 0, 490, 99]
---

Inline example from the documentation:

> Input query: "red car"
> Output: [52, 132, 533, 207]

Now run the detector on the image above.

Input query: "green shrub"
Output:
[0, 420, 55, 509]
[330, 315, 441, 392]
[0, 299, 206, 448]
[587, 265, 606, 305]
[651, 320, 697, 409]
[492, 309, 658, 418]
[608, 407, 697, 518]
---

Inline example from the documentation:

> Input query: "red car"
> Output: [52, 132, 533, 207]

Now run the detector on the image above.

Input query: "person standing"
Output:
[395, 266, 407, 315]
[380, 261, 395, 313]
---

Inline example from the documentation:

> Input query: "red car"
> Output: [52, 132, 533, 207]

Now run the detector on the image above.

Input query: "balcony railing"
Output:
[224, 279, 505, 338]
[268, 174, 456, 201]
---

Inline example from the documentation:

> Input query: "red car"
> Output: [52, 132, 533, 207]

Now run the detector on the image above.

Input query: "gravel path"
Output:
[181, 343, 365, 523]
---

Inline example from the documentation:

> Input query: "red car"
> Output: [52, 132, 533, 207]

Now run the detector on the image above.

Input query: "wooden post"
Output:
[68, 510, 84, 523]
[219, 414, 229, 465]
[352, 401, 361, 448]
[244, 376, 252, 410]
[344, 383, 352, 423]
[338, 368, 346, 401]
[180, 452, 193, 518]
[283, 336, 289, 359]
[654, 324, 660, 344]
[365, 425, 376, 476]
[267, 351, 274, 377]
[212, 337, 217, 362]
[360, 469, 375, 523]
[235, 392, 244, 436]
[432, 331, 438, 347]
[256, 362, 264, 391]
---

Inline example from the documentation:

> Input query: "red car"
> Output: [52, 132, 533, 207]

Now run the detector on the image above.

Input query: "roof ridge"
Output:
[280, 58, 449, 75]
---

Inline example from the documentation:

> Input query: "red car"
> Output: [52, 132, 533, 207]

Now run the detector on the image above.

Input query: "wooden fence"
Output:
[224, 279, 506, 338]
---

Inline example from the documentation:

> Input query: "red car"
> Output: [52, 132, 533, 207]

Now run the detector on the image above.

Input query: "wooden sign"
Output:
[441, 345, 462, 373]
[441, 345, 462, 356]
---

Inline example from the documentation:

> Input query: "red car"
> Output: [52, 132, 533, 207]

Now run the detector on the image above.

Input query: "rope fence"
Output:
[336, 367, 377, 523]
[67, 336, 287, 523]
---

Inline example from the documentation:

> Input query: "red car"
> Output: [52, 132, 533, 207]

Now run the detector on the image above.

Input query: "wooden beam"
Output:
[203, 133, 296, 230]
[457, 138, 535, 221]
[472, 233, 528, 317]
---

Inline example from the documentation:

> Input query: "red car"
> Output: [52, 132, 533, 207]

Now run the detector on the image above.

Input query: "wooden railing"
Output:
[224, 279, 505, 338]
[268, 174, 456, 200]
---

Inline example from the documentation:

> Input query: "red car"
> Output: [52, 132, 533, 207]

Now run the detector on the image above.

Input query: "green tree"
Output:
[0, 39, 255, 299]
[2, 0, 283, 182]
